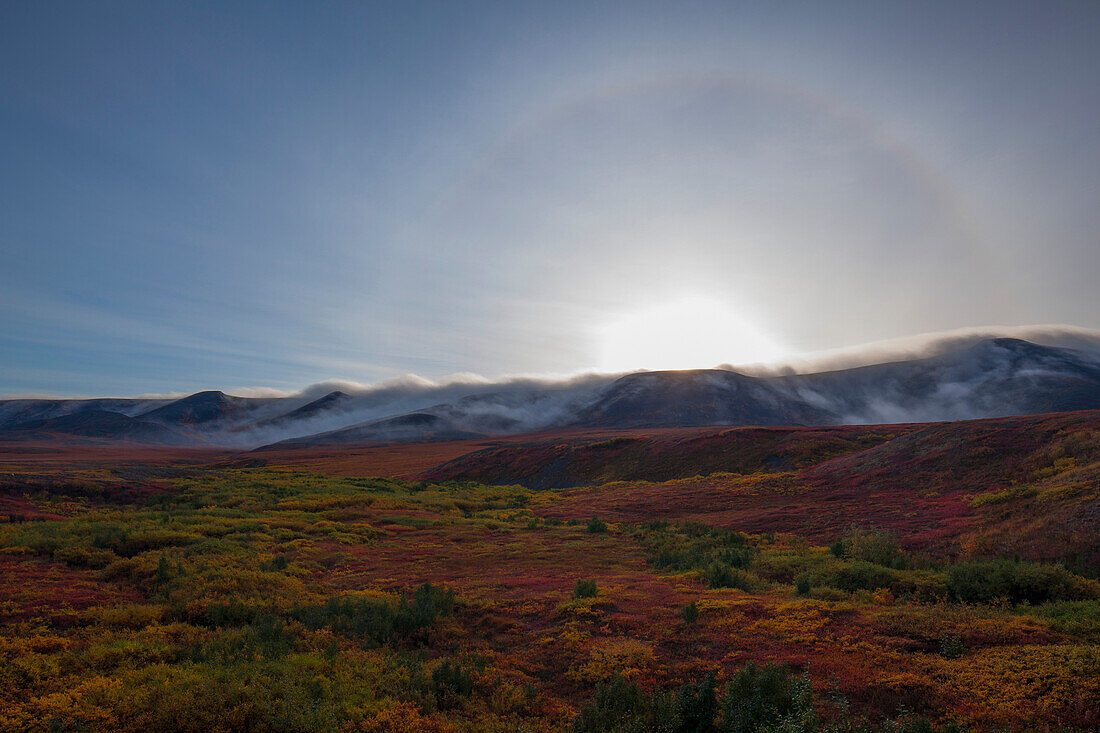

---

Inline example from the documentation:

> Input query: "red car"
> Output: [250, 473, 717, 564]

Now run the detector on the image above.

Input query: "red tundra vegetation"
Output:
[1, 411, 1098, 731]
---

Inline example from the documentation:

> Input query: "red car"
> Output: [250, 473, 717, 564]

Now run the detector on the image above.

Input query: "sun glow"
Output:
[597, 297, 788, 372]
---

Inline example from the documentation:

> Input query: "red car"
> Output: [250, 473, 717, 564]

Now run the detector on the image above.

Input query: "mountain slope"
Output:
[269, 412, 487, 447]
[0, 410, 194, 445]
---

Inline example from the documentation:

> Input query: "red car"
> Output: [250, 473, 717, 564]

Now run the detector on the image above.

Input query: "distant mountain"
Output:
[3, 338, 1100, 447]
[0, 397, 172, 427]
[269, 412, 486, 447]
[779, 337, 1100, 423]
[137, 390, 260, 426]
[571, 369, 834, 428]
[0, 410, 193, 445]
[252, 391, 353, 428]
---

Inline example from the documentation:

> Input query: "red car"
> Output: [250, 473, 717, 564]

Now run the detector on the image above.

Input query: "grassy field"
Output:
[1, 414, 1099, 731]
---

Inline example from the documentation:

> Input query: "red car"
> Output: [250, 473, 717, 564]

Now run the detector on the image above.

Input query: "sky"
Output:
[2, 1, 1099, 396]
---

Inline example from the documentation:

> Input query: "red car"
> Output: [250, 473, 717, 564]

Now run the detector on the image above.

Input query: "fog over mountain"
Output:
[2, 327, 1099, 449]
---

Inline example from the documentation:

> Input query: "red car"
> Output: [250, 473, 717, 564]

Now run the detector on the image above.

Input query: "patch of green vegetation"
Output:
[1027, 600, 1100, 642]
[574, 579, 598, 598]
[637, 521, 755, 574]
[586, 516, 608, 533]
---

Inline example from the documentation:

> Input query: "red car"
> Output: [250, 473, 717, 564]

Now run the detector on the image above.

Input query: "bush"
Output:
[290, 583, 454, 645]
[795, 576, 812, 596]
[575, 579, 598, 599]
[431, 659, 474, 708]
[703, 563, 755, 591]
[831, 526, 903, 567]
[720, 662, 815, 733]
[675, 673, 717, 731]
[682, 601, 700, 624]
[1028, 599, 1100, 642]
[572, 675, 681, 733]
[833, 562, 897, 592]
[642, 523, 754, 576]
[946, 560, 1083, 604]
[939, 632, 964, 659]
[587, 517, 608, 534]
[572, 675, 649, 732]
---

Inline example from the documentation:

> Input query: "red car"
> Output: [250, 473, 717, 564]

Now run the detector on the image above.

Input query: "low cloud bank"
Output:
[728, 324, 1100, 376]
[5, 325, 1099, 448]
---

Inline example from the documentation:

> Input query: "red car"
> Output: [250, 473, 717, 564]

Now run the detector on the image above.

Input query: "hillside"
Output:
[422, 411, 1100, 567]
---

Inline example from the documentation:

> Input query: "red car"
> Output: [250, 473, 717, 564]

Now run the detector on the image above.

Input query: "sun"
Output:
[596, 297, 788, 372]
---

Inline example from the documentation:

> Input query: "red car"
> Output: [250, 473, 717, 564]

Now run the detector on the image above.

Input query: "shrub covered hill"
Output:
[1, 410, 1099, 730]
[423, 410, 1100, 569]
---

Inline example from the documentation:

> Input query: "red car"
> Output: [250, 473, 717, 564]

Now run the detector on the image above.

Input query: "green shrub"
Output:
[795, 575, 812, 596]
[261, 555, 288, 571]
[587, 517, 608, 534]
[574, 579, 598, 599]
[702, 562, 757, 591]
[1028, 599, 1100, 641]
[833, 562, 897, 592]
[682, 601, 700, 624]
[431, 659, 474, 708]
[675, 673, 717, 731]
[720, 662, 815, 733]
[572, 675, 682, 733]
[939, 632, 964, 659]
[946, 560, 1083, 604]
[572, 675, 649, 733]
[641, 523, 754, 576]
[290, 583, 454, 645]
[831, 526, 902, 567]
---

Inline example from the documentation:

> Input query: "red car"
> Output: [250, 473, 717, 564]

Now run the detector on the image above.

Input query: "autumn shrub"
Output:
[682, 601, 700, 624]
[97, 656, 364, 733]
[587, 516, 608, 533]
[877, 717, 967, 733]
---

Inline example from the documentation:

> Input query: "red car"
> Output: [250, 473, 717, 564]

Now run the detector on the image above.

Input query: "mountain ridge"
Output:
[3, 338, 1100, 447]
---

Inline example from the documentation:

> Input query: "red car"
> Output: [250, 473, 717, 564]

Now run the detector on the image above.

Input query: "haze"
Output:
[2, 1, 1099, 397]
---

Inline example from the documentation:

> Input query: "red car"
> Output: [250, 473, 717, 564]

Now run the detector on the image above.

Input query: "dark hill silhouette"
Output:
[0, 410, 193, 445]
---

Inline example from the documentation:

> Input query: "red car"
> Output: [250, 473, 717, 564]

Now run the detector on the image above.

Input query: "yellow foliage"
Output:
[569, 638, 655, 682]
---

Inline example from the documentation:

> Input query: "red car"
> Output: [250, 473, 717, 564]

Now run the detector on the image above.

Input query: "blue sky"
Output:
[2, 1, 1099, 396]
